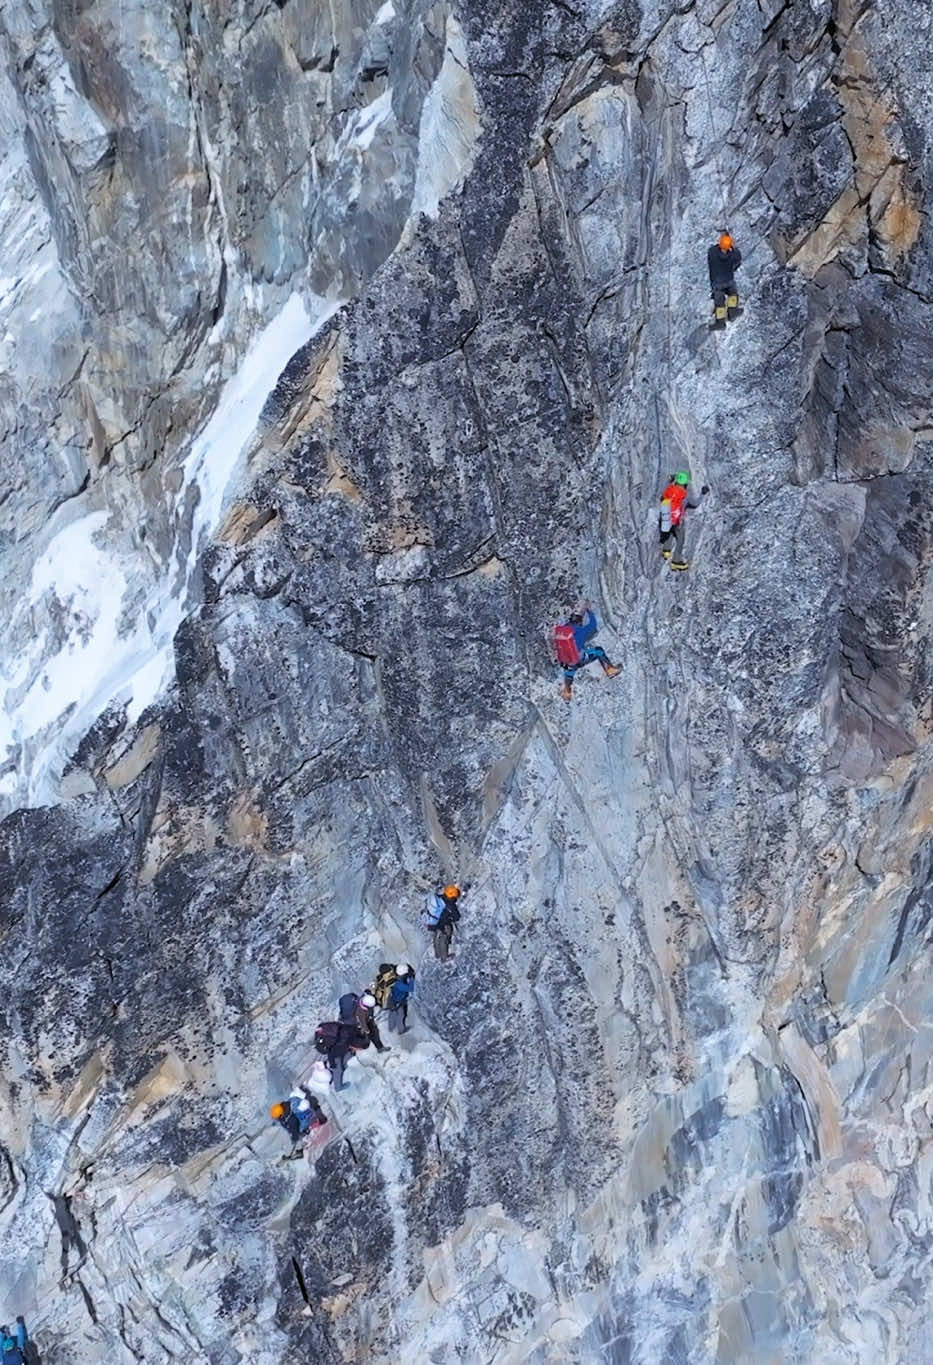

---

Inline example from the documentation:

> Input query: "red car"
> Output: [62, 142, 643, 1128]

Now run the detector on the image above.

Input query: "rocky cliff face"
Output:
[1, 0, 932, 1360]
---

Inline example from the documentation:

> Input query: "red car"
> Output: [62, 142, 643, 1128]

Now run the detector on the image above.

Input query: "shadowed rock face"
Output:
[1, 0, 932, 1359]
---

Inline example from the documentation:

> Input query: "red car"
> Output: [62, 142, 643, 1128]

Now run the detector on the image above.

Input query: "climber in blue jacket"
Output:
[554, 602, 620, 701]
[270, 1088, 328, 1156]
[0, 1317, 28, 1365]
[386, 966, 415, 1034]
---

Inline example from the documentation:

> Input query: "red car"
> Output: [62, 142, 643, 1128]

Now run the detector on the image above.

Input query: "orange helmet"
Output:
[443, 884, 461, 900]
[719, 233, 733, 250]
[269, 1102, 286, 1119]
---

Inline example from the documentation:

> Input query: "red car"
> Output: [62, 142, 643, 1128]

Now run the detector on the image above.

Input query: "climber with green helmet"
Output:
[658, 471, 709, 571]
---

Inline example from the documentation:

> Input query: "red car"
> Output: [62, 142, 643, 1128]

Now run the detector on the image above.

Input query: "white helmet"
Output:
[360, 992, 376, 1009]
[395, 963, 412, 976]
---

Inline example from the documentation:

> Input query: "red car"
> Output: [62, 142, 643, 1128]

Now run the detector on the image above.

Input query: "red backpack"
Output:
[553, 623, 581, 667]
[660, 483, 687, 528]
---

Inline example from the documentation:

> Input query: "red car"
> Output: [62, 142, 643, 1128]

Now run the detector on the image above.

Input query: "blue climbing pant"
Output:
[562, 645, 609, 686]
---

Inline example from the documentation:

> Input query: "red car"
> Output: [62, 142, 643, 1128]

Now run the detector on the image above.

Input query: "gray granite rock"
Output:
[0, 0, 932, 1361]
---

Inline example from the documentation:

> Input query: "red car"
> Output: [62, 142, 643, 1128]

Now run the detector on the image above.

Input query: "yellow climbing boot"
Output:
[714, 304, 727, 323]
[661, 548, 672, 559]
[603, 664, 621, 678]
[670, 559, 689, 571]
[726, 293, 738, 310]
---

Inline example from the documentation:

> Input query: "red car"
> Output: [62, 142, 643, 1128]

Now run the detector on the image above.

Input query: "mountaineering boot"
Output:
[559, 683, 573, 702]
[602, 663, 621, 678]
[670, 559, 689, 571]
[726, 293, 738, 310]
[713, 304, 727, 327]
[661, 548, 672, 559]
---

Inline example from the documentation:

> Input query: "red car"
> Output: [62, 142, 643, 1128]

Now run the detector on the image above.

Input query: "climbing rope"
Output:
[652, 100, 677, 492]
[698, 40, 730, 230]
[663, 100, 674, 455]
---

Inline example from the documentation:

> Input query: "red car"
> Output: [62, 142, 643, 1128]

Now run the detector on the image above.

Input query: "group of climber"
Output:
[269, 233, 744, 1130]
[553, 471, 702, 700]
[0, 1318, 28, 1365]
[267, 884, 467, 1153]
[269, 965, 410, 1130]
[268, 971, 409, 1148]
[311, 968, 411, 1091]
[551, 234, 735, 700]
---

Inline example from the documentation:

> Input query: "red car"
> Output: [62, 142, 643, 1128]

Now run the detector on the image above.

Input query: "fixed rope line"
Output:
[664, 101, 674, 451]
[698, 40, 730, 228]
[652, 101, 675, 484]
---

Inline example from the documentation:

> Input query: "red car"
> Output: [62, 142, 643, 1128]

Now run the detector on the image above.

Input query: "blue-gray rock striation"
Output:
[0, 0, 931, 1360]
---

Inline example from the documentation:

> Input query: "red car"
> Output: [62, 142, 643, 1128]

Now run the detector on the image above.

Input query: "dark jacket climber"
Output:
[337, 991, 387, 1052]
[553, 604, 620, 701]
[424, 885, 462, 961]
[0, 1318, 27, 1365]
[708, 234, 742, 317]
[315, 1019, 366, 1091]
[337, 992, 360, 1024]
[659, 471, 709, 570]
[270, 1088, 327, 1146]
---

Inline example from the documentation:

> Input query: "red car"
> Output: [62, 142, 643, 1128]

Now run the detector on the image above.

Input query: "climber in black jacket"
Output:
[708, 233, 742, 325]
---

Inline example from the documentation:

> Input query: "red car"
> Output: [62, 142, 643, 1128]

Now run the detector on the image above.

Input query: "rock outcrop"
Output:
[0, 0, 932, 1360]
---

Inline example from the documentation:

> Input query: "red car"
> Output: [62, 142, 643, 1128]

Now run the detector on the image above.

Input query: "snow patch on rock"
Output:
[0, 293, 338, 808]
[409, 16, 480, 221]
[344, 89, 395, 155]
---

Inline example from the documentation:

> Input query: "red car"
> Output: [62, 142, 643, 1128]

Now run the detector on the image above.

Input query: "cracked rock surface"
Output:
[1, 0, 932, 1360]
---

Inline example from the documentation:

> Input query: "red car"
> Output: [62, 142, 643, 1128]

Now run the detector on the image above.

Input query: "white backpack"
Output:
[421, 893, 444, 928]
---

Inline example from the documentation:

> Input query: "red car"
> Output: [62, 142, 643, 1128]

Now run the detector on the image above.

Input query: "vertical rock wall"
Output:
[0, 0, 932, 1361]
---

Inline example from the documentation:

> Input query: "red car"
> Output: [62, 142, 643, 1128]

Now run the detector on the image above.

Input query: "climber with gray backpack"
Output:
[658, 472, 709, 571]
[0, 1318, 28, 1365]
[423, 885, 462, 961]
